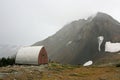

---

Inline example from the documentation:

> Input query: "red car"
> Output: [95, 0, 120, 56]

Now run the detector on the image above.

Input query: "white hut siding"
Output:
[15, 46, 43, 65]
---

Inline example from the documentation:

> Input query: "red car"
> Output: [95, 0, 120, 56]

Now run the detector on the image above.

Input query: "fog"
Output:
[0, 0, 120, 45]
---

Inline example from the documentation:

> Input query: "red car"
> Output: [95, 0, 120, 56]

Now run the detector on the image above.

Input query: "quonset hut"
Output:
[15, 46, 48, 65]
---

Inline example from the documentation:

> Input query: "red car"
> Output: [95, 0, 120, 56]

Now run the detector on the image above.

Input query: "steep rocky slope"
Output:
[33, 12, 120, 65]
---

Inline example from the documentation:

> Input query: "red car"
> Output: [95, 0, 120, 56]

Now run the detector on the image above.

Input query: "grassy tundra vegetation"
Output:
[0, 62, 120, 80]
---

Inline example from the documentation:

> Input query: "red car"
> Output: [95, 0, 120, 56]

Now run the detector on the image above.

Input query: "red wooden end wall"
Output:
[38, 47, 48, 64]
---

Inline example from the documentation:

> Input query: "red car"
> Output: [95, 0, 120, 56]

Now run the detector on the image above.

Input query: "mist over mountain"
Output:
[34, 12, 120, 65]
[0, 44, 20, 58]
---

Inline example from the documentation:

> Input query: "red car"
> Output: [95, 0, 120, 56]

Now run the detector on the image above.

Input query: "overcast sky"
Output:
[0, 0, 120, 46]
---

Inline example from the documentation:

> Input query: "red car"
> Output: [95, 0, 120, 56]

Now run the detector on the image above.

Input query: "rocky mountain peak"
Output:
[33, 12, 120, 65]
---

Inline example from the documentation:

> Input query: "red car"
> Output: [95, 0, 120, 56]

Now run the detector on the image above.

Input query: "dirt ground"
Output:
[0, 63, 120, 80]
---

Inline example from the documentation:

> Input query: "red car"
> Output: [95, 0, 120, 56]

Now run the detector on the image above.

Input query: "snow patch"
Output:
[105, 41, 120, 53]
[66, 41, 72, 46]
[83, 60, 93, 66]
[98, 36, 104, 51]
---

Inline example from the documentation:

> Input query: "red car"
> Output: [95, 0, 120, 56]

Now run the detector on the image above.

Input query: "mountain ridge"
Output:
[33, 12, 120, 65]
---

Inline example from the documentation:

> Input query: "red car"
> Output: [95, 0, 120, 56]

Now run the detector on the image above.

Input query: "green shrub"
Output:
[0, 57, 15, 67]
[116, 63, 120, 67]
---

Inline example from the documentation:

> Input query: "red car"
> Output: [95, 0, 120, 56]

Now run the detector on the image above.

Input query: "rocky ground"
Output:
[0, 63, 120, 80]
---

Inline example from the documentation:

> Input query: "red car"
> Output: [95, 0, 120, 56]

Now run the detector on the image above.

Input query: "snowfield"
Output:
[83, 60, 93, 66]
[98, 36, 104, 51]
[66, 41, 72, 46]
[105, 41, 120, 53]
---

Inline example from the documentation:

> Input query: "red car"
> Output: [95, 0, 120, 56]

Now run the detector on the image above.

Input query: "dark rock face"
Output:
[33, 12, 120, 65]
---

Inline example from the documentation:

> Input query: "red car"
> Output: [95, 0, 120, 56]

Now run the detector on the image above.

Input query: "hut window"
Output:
[42, 54, 45, 57]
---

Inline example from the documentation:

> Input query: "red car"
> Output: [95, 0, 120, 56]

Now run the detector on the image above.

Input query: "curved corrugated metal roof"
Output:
[15, 46, 43, 65]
